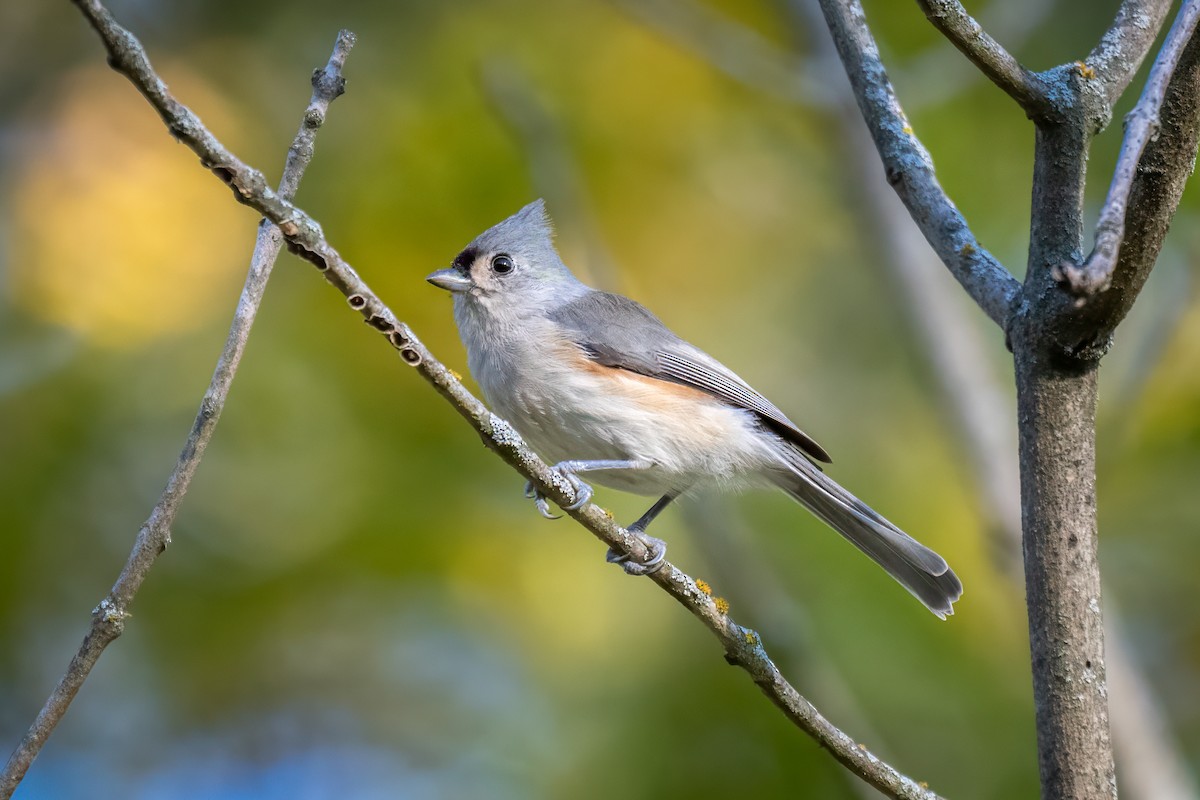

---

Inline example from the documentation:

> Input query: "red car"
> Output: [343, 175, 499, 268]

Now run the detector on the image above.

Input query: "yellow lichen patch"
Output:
[959, 242, 977, 256]
[902, 125, 914, 135]
[448, 368, 463, 382]
[7, 65, 250, 348]
[713, 596, 730, 615]
[1075, 61, 1096, 79]
[694, 578, 712, 596]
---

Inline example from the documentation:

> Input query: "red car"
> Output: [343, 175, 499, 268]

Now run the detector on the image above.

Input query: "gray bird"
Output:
[427, 200, 962, 618]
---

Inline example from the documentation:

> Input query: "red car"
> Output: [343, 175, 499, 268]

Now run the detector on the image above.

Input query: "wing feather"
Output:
[550, 291, 832, 463]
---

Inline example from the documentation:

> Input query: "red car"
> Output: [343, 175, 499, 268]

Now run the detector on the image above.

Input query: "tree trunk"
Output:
[1013, 346, 1112, 798]
[1017, 97, 1117, 798]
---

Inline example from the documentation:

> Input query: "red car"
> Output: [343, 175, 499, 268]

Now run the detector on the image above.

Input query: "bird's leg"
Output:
[523, 459, 653, 519]
[606, 491, 677, 576]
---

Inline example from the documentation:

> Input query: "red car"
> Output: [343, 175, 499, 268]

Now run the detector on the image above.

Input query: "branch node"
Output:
[92, 597, 128, 627]
[199, 395, 218, 421]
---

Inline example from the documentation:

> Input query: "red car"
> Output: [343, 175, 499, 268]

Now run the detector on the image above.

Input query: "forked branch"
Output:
[1058, 0, 1200, 297]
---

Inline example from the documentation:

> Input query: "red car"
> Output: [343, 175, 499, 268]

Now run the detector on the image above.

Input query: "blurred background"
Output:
[1, 0, 1198, 797]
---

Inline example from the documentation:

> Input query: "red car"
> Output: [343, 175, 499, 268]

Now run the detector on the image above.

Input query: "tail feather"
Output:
[775, 459, 963, 619]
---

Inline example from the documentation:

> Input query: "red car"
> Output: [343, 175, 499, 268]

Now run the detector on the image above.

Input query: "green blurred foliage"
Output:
[0, 1, 1197, 798]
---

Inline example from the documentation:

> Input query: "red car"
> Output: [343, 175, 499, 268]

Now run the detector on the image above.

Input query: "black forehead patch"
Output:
[451, 246, 479, 273]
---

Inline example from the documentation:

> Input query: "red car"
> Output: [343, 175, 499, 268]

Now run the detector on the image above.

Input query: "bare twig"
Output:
[815, 0, 1021, 330]
[0, 28, 356, 799]
[1059, 0, 1200, 297]
[610, 0, 1056, 113]
[1087, 0, 1175, 107]
[59, 3, 950, 797]
[915, 0, 1053, 120]
[900, 0, 1057, 109]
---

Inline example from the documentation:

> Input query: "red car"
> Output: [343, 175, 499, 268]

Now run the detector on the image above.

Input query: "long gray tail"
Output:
[774, 458, 963, 619]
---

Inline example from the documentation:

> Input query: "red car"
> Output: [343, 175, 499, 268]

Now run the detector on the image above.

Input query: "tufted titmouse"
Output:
[427, 200, 962, 618]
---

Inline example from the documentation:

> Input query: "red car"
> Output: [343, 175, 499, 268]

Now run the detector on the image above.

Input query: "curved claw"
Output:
[524, 479, 562, 520]
[561, 476, 593, 510]
[605, 548, 630, 565]
[524, 464, 595, 519]
[534, 494, 561, 520]
[606, 535, 667, 576]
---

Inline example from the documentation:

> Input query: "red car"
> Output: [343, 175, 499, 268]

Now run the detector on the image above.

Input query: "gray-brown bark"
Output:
[822, 0, 1200, 797]
[1011, 343, 1109, 797]
[1010, 13, 1200, 793]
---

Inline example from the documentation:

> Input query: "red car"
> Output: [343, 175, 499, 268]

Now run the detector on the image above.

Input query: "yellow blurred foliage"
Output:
[446, 524, 673, 668]
[7, 64, 249, 348]
[1131, 298, 1200, 442]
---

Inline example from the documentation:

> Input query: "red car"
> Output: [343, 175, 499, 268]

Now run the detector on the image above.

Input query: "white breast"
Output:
[454, 300, 784, 496]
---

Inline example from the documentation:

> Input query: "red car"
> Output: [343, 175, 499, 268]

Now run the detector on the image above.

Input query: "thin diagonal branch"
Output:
[1059, 0, 1200, 297]
[0, 28, 356, 799]
[610, 0, 1057, 114]
[815, 0, 1021, 330]
[915, 0, 1053, 120]
[1087, 0, 1175, 107]
[61, 3, 947, 797]
[900, 0, 1058, 110]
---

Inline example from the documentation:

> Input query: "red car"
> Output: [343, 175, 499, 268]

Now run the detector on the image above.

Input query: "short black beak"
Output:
[426, 268, 473, 293]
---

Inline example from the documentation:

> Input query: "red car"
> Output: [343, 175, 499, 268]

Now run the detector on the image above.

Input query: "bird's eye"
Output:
[491, 254, 514, 274]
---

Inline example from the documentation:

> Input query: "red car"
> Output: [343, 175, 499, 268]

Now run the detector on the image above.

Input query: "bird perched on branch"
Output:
[427, 200, 962, 618]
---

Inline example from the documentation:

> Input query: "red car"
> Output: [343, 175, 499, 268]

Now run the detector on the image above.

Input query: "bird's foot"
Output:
[606, 533, 667, 576]
[523, 462, 595, 519]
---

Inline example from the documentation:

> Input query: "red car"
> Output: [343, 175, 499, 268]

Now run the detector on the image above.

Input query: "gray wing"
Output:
[549, 291, 832, 463]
